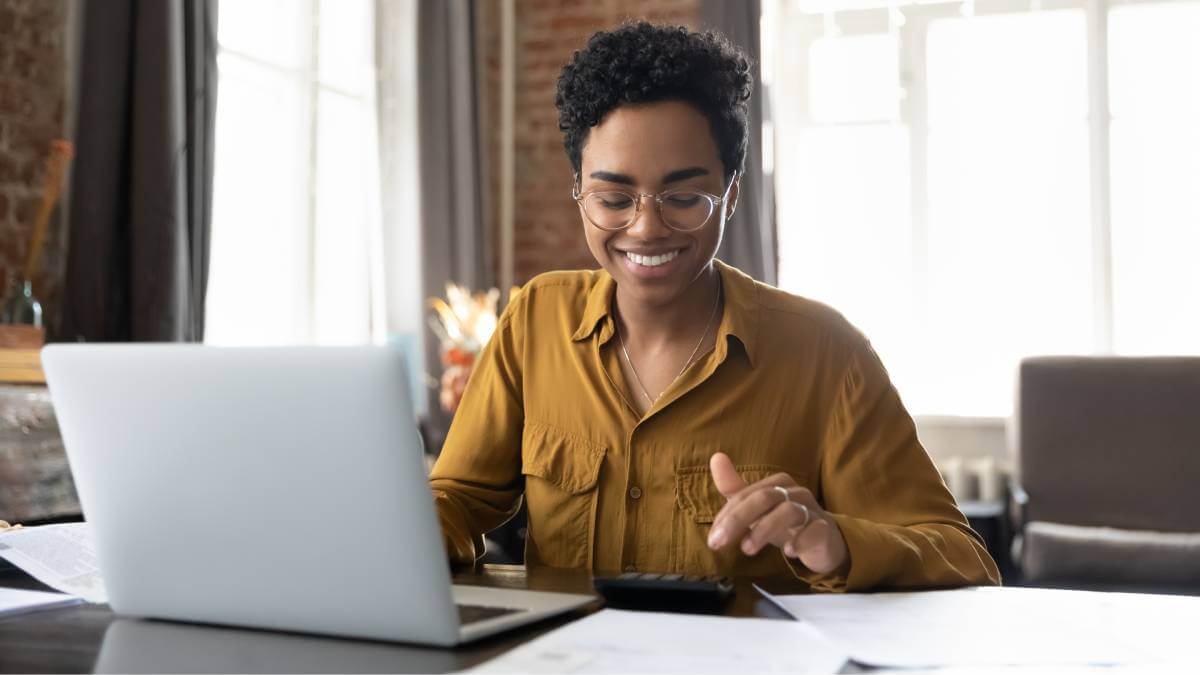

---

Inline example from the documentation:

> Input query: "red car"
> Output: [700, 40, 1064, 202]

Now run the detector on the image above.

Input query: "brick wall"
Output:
[498, 0, 701, 284]
[0, 0, 68, 332]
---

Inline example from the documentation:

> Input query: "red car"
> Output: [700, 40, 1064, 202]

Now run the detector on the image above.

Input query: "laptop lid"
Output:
[42, 344, 462, 645]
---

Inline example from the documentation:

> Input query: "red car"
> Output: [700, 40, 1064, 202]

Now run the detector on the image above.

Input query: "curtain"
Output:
[61, 0, 217, 342]
[700, 0, 777, 286]
[416, 0, 493, 441]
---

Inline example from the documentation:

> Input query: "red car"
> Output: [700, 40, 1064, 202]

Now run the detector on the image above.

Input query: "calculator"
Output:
[593, 572, 735, 612]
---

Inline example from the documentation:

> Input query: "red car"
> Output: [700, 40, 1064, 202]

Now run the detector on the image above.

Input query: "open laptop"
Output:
[41, 344, 594, 646]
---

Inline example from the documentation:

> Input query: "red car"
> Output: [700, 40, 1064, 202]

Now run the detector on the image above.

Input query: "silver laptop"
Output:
[42, 344, 594, 646]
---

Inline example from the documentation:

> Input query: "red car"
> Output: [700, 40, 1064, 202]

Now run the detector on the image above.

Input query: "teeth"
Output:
[626, 250, 679, 267]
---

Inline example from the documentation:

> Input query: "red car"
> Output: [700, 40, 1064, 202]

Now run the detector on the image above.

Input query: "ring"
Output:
[773, 487, 811, 529]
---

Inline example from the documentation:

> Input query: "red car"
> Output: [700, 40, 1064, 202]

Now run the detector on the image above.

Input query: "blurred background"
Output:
[1, 0, 1197, 590]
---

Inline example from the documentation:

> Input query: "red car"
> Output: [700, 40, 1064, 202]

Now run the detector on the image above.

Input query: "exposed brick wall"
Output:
[503, 0, 701, 284]
[0, 0, 68, 332]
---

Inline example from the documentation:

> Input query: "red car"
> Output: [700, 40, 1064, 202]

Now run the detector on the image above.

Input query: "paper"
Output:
[0, 522, 108, 603]
[471, 608, 847, 674]
[759, 585, 1199, 668]
[0, 587, 82, 618]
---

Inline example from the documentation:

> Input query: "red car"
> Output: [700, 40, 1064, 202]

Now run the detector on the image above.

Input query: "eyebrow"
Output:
[588, 166, 711, 186]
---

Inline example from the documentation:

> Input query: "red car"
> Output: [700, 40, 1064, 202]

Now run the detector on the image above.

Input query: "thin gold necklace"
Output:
[617, 279, 722, 408]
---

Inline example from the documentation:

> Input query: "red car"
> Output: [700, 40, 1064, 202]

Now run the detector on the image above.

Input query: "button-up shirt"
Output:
[430, 261, 1000, 590]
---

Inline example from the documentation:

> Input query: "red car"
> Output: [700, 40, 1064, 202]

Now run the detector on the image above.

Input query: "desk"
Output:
[0, 564, 801, 674]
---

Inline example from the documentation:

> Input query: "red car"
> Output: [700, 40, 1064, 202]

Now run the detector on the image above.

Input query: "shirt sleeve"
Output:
[428, 294, 527, 566]
[786, 340, 1002, 591]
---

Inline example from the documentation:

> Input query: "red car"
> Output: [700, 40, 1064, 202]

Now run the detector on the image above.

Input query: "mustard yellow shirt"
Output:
[430, 261, 1000, 591]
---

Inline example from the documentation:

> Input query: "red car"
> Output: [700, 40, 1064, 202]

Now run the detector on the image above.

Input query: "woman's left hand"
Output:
[706, 452, 850, 575]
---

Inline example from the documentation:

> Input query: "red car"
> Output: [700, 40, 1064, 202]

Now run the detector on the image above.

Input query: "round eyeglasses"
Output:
[572, 176, 735, 233]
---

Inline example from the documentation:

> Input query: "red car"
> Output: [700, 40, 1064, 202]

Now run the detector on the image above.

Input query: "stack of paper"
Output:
[759, 585, 1200, 668]
[472, 608, 848, 674]
[0, 587, 81, 618]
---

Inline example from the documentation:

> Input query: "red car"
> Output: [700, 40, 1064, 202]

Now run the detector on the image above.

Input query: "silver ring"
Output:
[794, 503, 811, 530]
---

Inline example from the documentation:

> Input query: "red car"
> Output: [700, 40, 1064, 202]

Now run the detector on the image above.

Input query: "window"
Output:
[767, 0, 1200, 417]
[206, 0, 385, 346]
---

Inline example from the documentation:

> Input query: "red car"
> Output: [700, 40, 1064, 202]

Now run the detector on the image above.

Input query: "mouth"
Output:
[615, 246, 687, 279]
[624, 249, 680, 268]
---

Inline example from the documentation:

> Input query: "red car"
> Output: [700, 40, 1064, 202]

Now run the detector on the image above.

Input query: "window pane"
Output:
[776, 124, 913, 377]
[313, 90, 374, 345]
[206, 55, 312, 346]
[318, 0, 375, 95]
[922, 10, 1092, 416]
[1108, 2, 1200, 354]
[217, 0, 311, 69]
[809, 34, 900, 123]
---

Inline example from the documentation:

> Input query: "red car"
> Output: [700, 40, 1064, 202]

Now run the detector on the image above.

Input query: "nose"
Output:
[625, 195, 672, 239]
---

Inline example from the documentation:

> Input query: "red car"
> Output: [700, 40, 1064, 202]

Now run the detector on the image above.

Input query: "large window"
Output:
[207, 0, 385, 346]
[767, 0, 1200, 417]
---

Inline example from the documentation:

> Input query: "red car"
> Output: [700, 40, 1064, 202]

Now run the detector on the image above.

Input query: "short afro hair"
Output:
[555, 21, 753, 181]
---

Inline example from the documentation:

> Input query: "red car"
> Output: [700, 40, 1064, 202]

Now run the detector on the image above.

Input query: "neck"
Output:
[614, 264, 722, 350]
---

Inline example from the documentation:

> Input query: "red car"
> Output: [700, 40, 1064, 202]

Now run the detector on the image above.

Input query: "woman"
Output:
[430, 22, 999, 591]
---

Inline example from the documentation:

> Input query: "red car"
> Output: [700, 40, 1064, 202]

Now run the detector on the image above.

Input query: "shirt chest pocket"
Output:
[521, 423, 606, 569]
[673, 463, 809, 577]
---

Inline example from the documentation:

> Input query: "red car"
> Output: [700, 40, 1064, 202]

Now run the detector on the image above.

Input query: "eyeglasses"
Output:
[571, 176, 736, 233]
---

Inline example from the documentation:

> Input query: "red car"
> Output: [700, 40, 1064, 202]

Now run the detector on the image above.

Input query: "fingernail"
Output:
[742, 538, 756, 555]
[708, 527, 726, 548]
[784, 543, 796, 557]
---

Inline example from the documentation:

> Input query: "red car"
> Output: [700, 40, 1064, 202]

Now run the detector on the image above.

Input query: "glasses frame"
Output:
[571, 174, 737, 233]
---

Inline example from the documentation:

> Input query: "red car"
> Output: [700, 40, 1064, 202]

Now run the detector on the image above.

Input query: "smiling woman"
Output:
[428, 21, 1000, 591]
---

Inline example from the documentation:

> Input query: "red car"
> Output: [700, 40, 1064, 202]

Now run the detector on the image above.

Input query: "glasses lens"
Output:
[582, 191, 636, 230]
[660, 191, 716, 231]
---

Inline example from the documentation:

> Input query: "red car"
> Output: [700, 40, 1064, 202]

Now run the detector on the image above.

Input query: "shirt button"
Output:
[629, 486, 643, 500]
[624, 564, 636, 573]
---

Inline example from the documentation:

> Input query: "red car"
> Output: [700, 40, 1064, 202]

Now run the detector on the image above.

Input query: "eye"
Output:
[596, 193, 635, 210]
[665, 193, 703, 208]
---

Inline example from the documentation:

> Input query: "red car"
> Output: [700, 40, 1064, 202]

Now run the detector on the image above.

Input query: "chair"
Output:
[1012, 356, 1200, 594]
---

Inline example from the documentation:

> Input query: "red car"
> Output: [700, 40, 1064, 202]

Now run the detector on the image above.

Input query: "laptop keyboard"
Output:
[457, 603, 524, 625]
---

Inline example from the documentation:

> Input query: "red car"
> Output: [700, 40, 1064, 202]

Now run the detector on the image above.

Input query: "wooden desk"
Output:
[0, 565, 801, 674]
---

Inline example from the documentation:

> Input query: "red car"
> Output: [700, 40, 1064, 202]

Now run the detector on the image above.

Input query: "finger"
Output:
[784, 518, 843, 574]
[709, 452, 747, 498]
[708, 485, 789, 549]
[740, 500, 811, 556]
[710, 470, 796, 523]
[712, 477, 807, 530]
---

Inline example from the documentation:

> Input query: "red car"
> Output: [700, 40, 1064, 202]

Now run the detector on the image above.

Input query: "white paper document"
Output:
[0, 587, 83, 618]
[0, 522, 109, 603]
[472, 608, 848, 674]
[760, 585, 1200, 668]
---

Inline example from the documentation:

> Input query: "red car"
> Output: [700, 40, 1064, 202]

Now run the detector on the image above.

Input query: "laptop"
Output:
[41, 344, 594, 646]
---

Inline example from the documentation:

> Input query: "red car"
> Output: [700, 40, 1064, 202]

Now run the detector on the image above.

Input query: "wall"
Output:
[493, 0, 702, 284]
[0, 0, 69, 332]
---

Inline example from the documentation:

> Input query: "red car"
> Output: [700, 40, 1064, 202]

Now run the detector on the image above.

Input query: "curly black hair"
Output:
[555, 21, 753, 181]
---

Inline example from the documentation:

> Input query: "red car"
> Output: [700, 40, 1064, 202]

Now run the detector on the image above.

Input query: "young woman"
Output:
[430, 22, 999, 590]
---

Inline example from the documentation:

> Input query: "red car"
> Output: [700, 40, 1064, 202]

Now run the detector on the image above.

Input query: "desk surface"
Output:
[0, 565, 802, 674]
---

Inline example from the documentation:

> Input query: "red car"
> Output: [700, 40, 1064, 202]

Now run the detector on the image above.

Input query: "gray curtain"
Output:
[701, 0, 777, 286]
[417, 0, 491, 440]
[61, 0, 217, 342]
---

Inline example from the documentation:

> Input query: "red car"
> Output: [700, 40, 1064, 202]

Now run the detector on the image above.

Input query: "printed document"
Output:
[0, 522, 108, 603]
[760, 585, 1199, 668]
[472, 608, 847, 674]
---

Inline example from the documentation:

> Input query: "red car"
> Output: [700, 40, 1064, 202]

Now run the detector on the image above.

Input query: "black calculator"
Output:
[593, 572, 735, 612]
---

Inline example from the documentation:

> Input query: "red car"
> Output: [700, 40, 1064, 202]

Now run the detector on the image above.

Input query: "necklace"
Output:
[617, 278, 722, 408]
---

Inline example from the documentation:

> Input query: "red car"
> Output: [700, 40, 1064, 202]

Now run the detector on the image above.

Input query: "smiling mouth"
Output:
[623, 249, 681, 268]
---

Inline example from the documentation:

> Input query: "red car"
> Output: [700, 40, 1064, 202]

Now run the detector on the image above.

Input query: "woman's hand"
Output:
[707, 452, 850, 575]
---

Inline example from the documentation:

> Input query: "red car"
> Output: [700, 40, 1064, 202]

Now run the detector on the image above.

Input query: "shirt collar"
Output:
[570, 260, 760, 367]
